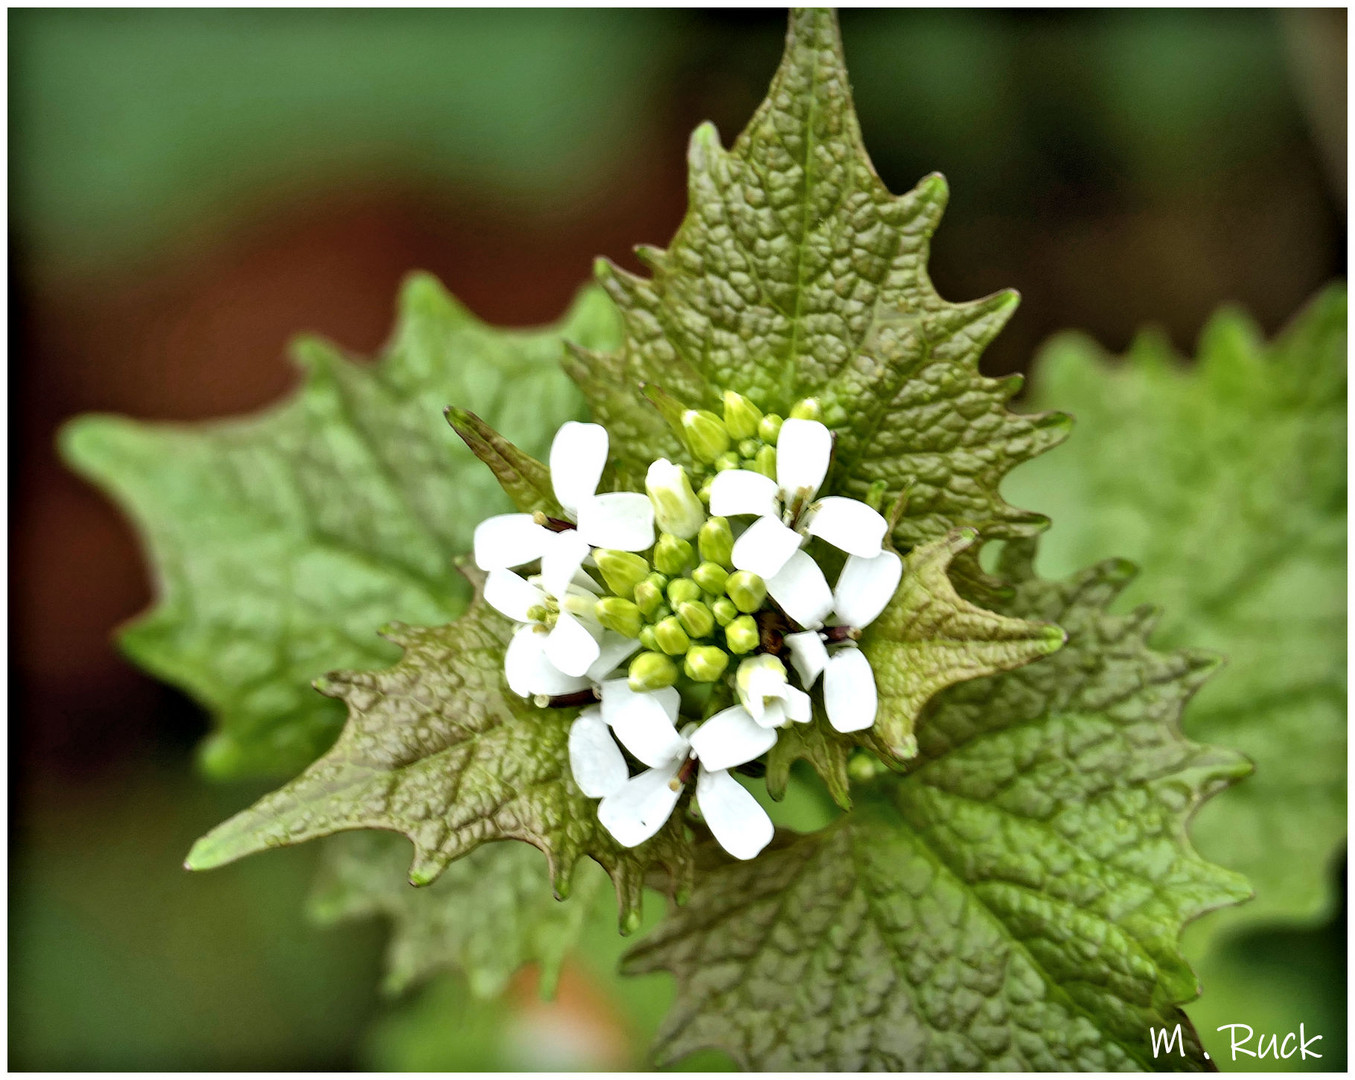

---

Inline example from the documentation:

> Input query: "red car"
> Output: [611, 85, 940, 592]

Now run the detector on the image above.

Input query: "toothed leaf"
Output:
[309, 831, 605, 998]
[625, 546, 1251, 1070]
[184, 588, 693, 926]
[61, 276, 618, 778]
[1005, 287, 1346, 936]
[565, 8, 1068, 551]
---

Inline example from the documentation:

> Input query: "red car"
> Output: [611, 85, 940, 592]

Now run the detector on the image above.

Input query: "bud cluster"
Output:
[471, 396, 901, 862]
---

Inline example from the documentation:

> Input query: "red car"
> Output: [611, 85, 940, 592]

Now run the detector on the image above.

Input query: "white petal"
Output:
[804, 496, 888, 558]
[752, 699, 787, 729]
[781, 683, 813, 724]
[783, 630, 828, 687]
[600, 679, 681, 725]
[568, 707, 628, 798]
[708, 469, 780, 519]
[776, 418, 832, 500]
[695, 768, 774, 861]
[575, 492, 655, 552]
[549, 421, 608, 515]
[824, 647, 878, 733]
[599, 680, 685, 767]
[834, 549, 904, 629]
[731, 515, 802, 579]
[585, 632, 642, 681]
[504, 625, 589, 697]
[598, 763, 684, 848]
[541, 529, 592, 600]
[544, 610, 602, 677]
[688, 705, 778, 771]
[483, 569, 546, 623]
[765, 549, 834, 629]
[472, 514, 552, 571]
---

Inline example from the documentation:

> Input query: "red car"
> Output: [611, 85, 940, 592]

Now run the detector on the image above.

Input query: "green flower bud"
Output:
[725, 570, 767, 613]
[847, 750, 881, 783]
[789, 397, 822, 421]
[691, 560, 729, 595]
[633, 580, 665, 618]
[711, 597, 739, 627]
[698, 516, 735, 568]
[644, 571, 669, 591]
[722, 390, 763, 440]
[753, 445, 777, 480]
[758, 413, 783, 444]
[629, 651, 678, 692]
[594, 597, 643, 639]
[645, 459, 705, 539]
[683, 645, 730, 683]
[677, 599, 715, 639]
[650, 603, 673, 625]
[737, 437, 760, 460]
[654, 616, 691, 656]
[653, 534, 694, 576]
[593, 549, 650, 600]
[681, 408, 731, 463]
[713, 450, 741, 472]
[638, 625, 660, 652]
[697, 481, 713, 506]
[667, 577, 702, 608]
[725, 614, 760, 654]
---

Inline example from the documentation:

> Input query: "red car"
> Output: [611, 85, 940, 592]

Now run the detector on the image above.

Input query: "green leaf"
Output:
[60, 275, 619, 779]
[624, 544, 1251, 1070]
[767, 528, 1066, 803]
[565, 7, 1069, 553]
[309, 831, 605, 999]
[1003, 286, 1346, 935]
[183, 587, 694, 927]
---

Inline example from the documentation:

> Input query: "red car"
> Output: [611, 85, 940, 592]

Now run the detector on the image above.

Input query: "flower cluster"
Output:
[473, 393, 900, 860]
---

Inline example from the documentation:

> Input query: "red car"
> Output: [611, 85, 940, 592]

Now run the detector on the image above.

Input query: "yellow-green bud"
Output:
[629, 651, 678, 691]
[667, 577, 702, 608]
[722, 390, 763, 440]
[692, 561, 728, 595]
[847, 750, 880, 783]
[725, 614, 760, 654]
[633, 580, 665, 618]
[645, 458, 705, 539]
[698, 516, 735, 568]
[653, 534, 695, 576]
[713, 450, 741, 472]
[677, 599, 715, 639]
[593, 549, 650, 600]
[789, 397, 822, 421]
[711, 597, 739, 626]
[758, 413, 783, 443]
[654, 616, 691, 656]
[726, 570, 767, 613]
[736, 438, 758, 459]
[594, 597, 643, 639]
[681, 408, 731, 463]
[697, 481, 712, 506]
[650, 603, 672, 624]
[644, 571, 669, 591]
[683, 645, 730, 683]
[754, 445, 777, 480]
[638, 625, 660, 652]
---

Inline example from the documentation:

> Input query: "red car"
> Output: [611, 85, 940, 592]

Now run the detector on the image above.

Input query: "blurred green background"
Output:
[11, 8, 1345, 1070]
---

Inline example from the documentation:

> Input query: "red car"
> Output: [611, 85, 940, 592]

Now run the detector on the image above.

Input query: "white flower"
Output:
[707, 417, 887, 624]
[569, 685, 775, 860]
[473, 422, 656, 574]
[645, 458, 705, 539]
[783, 549, 902, 734]
[734, 654, 811, 730]
[486, 528, 641, 695]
